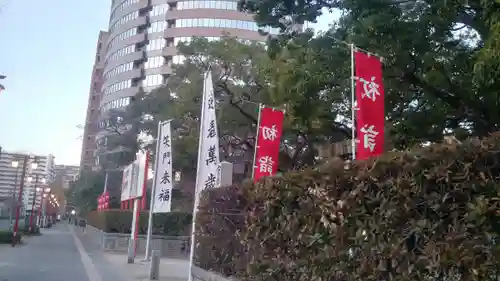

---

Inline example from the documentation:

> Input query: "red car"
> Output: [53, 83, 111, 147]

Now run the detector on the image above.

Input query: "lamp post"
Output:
[37, 193, 44, 227]
[12, 155, 31, 246]
[48, 196, 59, 226]
[36, 187, 49, 227]
[28, 175, 44, 232]
[8, 160, 21, 229]
[43, 190, 52, 227]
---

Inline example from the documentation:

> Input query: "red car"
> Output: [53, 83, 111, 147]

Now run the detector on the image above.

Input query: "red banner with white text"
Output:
[253, 106, 285, 183]
[97, 191, 109, 212]
[355, 51, 385, 160]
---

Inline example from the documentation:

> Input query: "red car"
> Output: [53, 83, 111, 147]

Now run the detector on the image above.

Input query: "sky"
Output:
[0, 0, 110, 165]
[0, 0, 335, 166]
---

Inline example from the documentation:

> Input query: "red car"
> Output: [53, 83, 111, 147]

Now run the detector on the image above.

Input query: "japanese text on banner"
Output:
[195, 71, 220, 195]
[153, 121, 173, 213]
[354, 51, 385, 160]
[253, 107, 284, 183]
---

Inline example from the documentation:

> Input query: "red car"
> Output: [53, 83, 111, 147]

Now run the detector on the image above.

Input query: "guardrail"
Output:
[83, 224, 238, 281]
[84, 224, 190, 259]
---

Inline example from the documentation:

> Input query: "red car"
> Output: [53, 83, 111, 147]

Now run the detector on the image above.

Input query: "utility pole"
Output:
[12, 155, 28, 246]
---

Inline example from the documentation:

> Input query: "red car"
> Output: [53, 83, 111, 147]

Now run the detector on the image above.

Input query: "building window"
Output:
[143, 74, 164, 87]
[146, 38, 166, 51]
[144, 56, 165, 69]
[148, 21, 167, 33]
[110, 0, 140, 24]
[172, 55, 185, 64]
[150, 4, 168, 16]
[100, 96, 131, 114]
[177, 1, 238, 10]
[105, 45, 135, 64]
[104, 62, 134, 79]
[174, 18, 279, 34]
[109, 11, 139, 32]
[103, 80, 132, 96]
[172, 36, 220, 46]
[108, 28, 137, 50]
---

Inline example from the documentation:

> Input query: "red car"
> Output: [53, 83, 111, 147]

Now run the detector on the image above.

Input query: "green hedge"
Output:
[196, 135, 500, 281]
[21, 225, 41, 236]
[86, 210, 192, 236]
[195, 185, 247, 277]
[0, 230, 21, 244]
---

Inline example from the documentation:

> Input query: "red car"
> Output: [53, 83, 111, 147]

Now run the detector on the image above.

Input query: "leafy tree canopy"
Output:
[122, 36, 355, 181]
[65, 171, 105, 215]
[240, 0, 500, 148]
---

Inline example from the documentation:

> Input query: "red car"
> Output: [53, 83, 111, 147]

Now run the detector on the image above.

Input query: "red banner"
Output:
[97, 192, 110, 212]
[355, 50, 385, 160]
[253, 106, 284, 183]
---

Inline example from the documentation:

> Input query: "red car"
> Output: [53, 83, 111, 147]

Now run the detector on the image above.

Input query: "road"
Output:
[0, 223, 129, 281]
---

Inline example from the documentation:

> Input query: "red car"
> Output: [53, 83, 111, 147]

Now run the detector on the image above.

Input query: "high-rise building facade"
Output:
[80, 31, 110, 171]
[0, 152, 55, 212]
[94, 0, 277, 165]
[53, 165, 80, 190]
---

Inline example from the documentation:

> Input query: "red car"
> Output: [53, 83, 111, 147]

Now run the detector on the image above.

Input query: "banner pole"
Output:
[251, 103, 263, 180]
[188, 71, 209, 281]
[350, 43, 357, 160]
[145, 121, 164, 260]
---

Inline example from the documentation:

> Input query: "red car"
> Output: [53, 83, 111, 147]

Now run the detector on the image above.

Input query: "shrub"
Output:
[194, 185, 247, 277]
[86, 210, 192, 235]
[0, 230, 21, 244]
[21, 225, 41, 236]
[196, 135, 500, 281]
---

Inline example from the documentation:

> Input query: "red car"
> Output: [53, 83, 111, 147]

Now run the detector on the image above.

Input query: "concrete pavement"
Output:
[0, 224, 90, 281]
[103, 253, 189, 281]
[0, 223, 133, 281]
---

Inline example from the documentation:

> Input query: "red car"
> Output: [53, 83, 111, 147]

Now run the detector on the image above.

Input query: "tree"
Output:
[65, 171, 106, 215]
[123, 36, 272, 184]
[96, 87, 148, 170]
[120, 35, 356, 189]
[240, 0, 500, 148]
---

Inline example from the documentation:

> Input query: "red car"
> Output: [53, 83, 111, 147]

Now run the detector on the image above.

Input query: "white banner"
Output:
[121, 163, 134, 201]
[121, 151, 148, 201]
[152, 120, 173, 213]
[195, 71, 220, 196]
[134, 151, 148, 198]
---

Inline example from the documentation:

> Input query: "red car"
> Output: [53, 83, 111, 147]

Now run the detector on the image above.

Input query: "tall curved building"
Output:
[94, 0, 275, 166]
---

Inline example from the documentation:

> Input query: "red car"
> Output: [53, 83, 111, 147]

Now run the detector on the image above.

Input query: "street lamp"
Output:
[8, 160, 21, 229]
[39, 187, 51, 227]
[12, 156, 40, 246]
[27, 174, 44, 232]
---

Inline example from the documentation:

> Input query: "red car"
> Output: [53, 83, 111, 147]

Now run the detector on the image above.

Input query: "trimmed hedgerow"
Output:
[194, 184, 247, 277]
[86, 210, 191, 236]
[196, 134, 500, 281]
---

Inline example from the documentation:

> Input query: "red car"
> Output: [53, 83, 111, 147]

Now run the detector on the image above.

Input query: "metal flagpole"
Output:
[350, 43, 357, 160]
[188, 71, 209, 281]
[145, 120, 165, 260]
[251, 103, 263, 180]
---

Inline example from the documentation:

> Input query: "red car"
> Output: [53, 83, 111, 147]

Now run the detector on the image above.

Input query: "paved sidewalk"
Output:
[103, 252, 189, 281]
[0, 224, 90, 281]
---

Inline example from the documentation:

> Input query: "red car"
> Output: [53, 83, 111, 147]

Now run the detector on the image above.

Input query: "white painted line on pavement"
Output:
[70, 226, 103, 281]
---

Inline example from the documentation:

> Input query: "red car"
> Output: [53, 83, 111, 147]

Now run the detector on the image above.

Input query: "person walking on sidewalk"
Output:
[78, 219, 87, 233]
